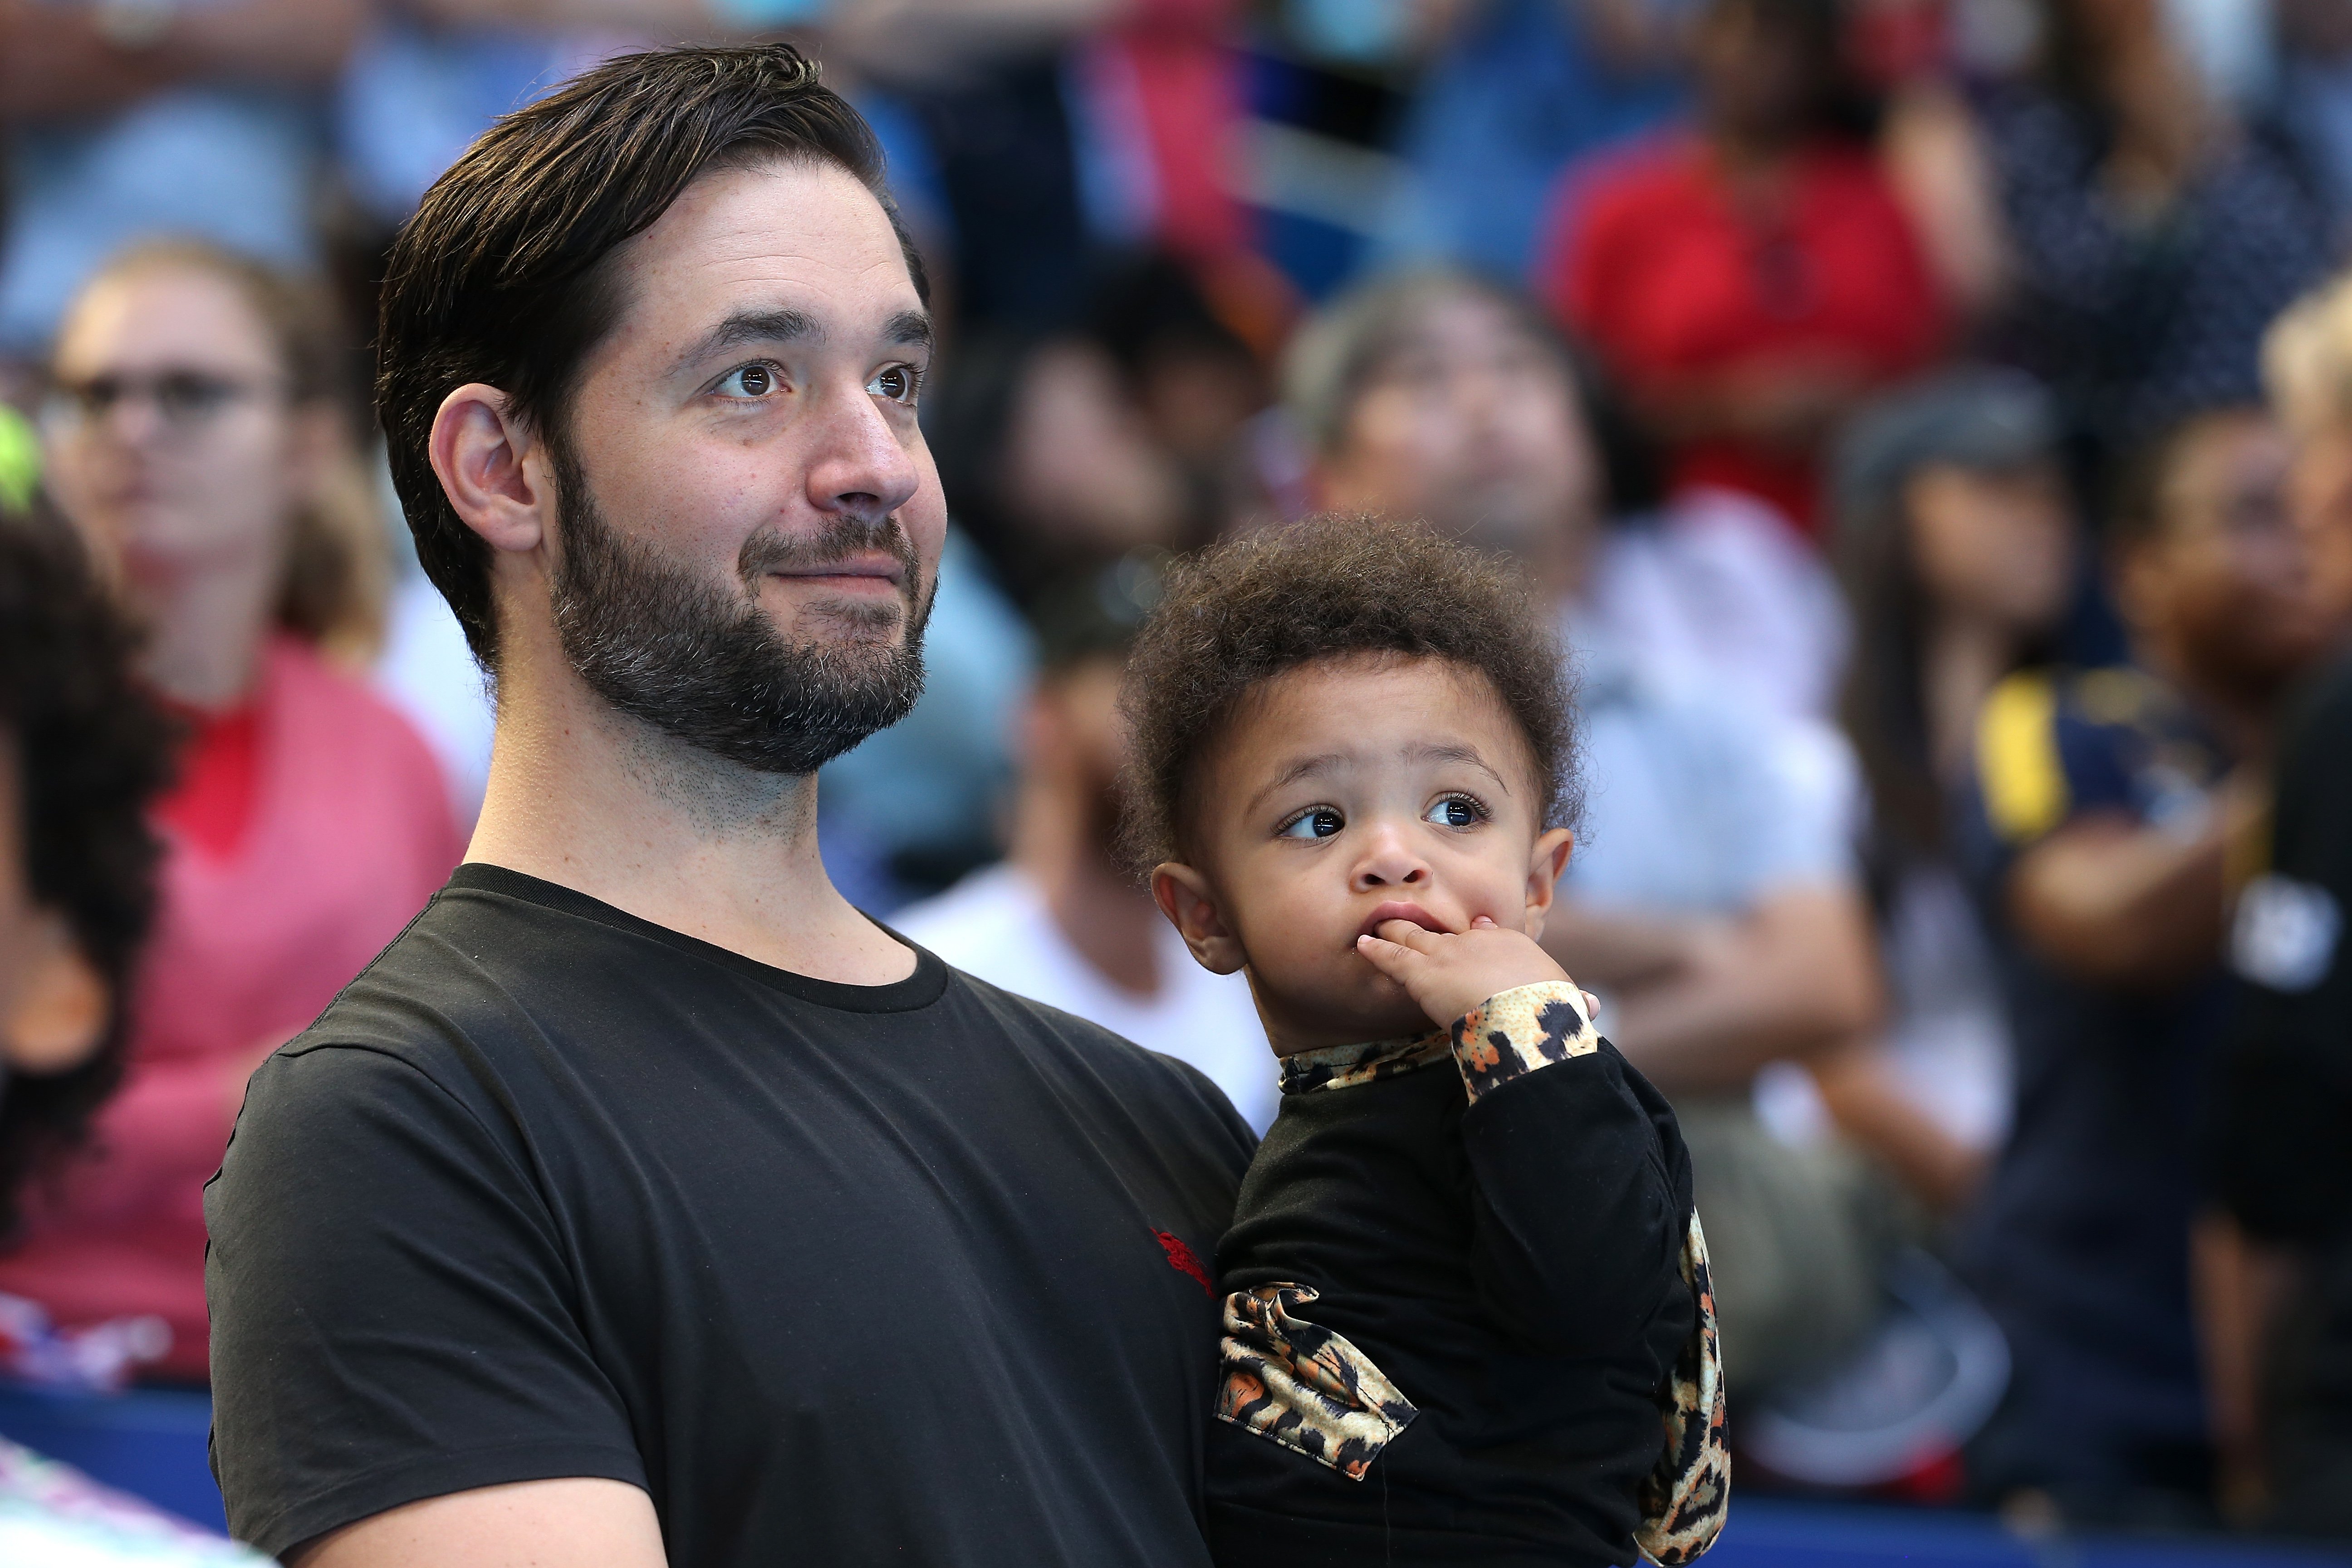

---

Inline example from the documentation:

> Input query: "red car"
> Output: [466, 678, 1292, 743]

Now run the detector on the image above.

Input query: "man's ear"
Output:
[1152, 862, 1247, 975]
[429, 383, 552, 556]
[3, 910, 109, 1076]
[1520, 828, 1575, 942]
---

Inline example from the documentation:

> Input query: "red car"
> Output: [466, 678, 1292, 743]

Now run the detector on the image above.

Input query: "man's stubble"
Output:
[545, 437, 933, 779]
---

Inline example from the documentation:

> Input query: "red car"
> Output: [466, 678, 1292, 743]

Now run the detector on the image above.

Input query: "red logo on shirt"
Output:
[1154, 1230, 1214, 1297]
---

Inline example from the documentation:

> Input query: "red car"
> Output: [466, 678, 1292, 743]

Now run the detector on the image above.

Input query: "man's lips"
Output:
[764, 553, 905, 588]
[1357, 902, 1450, 944]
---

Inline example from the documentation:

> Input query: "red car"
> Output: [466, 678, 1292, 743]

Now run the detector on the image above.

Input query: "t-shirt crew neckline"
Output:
[444, 860, 949, 1013]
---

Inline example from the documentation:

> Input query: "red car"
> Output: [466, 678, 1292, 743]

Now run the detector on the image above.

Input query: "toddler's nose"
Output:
[1352, 825, 1431, 891]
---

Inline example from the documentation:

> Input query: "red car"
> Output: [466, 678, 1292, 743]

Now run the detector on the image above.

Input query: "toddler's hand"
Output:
[1357, 916, 1596, 1033]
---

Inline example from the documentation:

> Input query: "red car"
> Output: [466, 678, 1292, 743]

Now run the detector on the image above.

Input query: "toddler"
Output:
[1122, 518, 1726, 1567]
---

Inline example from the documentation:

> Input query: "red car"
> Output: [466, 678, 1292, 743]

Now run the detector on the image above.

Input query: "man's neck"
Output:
[466, 632, 915, 986]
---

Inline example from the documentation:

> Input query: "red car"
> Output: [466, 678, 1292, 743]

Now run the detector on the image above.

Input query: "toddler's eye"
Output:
[1426, 796, 1485, 829]
[716, 363, 783, 399]
[1279, 807, 1345, 841]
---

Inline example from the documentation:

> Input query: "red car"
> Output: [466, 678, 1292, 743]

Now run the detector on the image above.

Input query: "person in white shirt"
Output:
[892, 566, 1278, 1131]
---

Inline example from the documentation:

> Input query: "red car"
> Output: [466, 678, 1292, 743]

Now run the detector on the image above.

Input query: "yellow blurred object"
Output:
[0, 404, 38, 516]
[1976, 669, 2068, 845]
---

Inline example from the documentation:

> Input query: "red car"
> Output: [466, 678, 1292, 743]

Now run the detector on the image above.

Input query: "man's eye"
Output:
[1425, 796, 1484, 829]
[868, 364, 920, 405]
[1279, 808, 1345, 841]
[717, 363, 782, 399]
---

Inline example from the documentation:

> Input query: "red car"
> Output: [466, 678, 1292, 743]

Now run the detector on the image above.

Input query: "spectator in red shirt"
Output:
[1541, 0, 1948, 538]
[0, 241, 463, 1383]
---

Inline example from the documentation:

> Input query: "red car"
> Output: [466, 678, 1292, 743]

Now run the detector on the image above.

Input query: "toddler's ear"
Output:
[1521, 829, 1575, 934]
[1152, 863, 1247, 975]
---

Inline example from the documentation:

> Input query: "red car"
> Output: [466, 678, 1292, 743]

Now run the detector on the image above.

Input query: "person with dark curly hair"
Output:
[3, 240, 465, 1388]
[0, 511, 171, 1245]
[1127, 516, 1726, 1568]
[0, 514, 259, 1559]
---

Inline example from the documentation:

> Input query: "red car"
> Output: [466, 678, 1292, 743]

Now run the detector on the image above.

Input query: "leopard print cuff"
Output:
[1448, 981, 1599, 1104]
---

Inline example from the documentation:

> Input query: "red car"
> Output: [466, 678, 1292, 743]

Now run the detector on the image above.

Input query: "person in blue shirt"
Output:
[0, 0, 363, 364]
[1958, 404, 2338, 1522]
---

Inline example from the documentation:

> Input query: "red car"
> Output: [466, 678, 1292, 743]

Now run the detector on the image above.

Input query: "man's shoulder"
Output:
[941, 967, 1257, 1156]
[267, 867, 614, 1083]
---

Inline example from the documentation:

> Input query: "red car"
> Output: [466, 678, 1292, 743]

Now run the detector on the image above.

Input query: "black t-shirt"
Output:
[204, 864, 1254, 1565]
[2214, 651, 2352, 1245]
[1204, 983, 1719, 1568]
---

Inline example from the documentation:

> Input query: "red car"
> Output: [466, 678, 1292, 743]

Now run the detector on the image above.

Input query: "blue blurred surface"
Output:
[0, 1381, 226, 1534]
[4, 1380, 2350, 1567]
[1715, 1497, 2352, 1568]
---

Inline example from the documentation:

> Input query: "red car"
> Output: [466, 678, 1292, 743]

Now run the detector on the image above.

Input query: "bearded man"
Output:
[202, 46, 1252, 1568]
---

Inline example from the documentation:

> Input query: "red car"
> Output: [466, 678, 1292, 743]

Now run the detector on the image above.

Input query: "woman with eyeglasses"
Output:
[0, 241, 463, 1387]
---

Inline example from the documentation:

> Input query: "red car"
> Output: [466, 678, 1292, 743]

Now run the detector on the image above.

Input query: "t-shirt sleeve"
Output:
[2212, 663, 2352, 1244]
[1958, 670, 2134, 893]
[1448, 984, 1691, 1362]
[205, 1043, 646, 1559]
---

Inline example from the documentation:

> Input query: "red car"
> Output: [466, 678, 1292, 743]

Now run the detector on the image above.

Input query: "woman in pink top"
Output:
[0, 242, 463, 1382]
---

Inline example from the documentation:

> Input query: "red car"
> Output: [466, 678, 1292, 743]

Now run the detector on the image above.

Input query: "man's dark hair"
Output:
[1118, 515, 1579, 869]
[377, 43, 926, 668]
[0, 510, 172, 1238]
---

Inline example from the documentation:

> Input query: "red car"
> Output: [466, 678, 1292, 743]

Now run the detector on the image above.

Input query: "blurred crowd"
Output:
[2, 0, 2352, 1549]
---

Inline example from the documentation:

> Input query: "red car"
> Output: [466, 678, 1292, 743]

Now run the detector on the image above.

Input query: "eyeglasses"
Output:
[41, 370, 282, 437]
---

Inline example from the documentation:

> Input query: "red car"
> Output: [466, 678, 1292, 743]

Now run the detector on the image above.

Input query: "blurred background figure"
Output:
[1957, 403, 2336, 1524]
[1978, 0, 2330, 473]
[892, 559, 1277, 1132]
[0, 0, 365, 383]
[1823, 369, 2076, 1213]
[0, 511, 258, 1558]
[2196, 270, 2352, 1542]
[1283, 265, 1900, 1411]
[2261, 270, 2352, 625]
[0, 243, 461, 1386]
[1543, 0, 1948, 540]
[1379, 0, 1687, 281]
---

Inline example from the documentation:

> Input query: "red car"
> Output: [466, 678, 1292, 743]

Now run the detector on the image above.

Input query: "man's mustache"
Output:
[737, 516, 921, 597]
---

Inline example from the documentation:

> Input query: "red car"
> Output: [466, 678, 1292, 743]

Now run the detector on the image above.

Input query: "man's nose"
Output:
[805, 381, 921, 524]
[1352, 822, 1431, 892]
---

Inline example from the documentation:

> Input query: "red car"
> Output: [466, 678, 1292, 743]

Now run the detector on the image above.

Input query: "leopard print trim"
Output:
[1215, 1284, 1419, 1481]
[1279, 1032, 1452, 1095]
[1448, 981, 1599, 1104]
[1636, 1212, 1730, 1565]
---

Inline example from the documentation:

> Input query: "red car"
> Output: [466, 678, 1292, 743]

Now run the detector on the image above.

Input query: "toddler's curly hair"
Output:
[1118, 514, 1579, 871]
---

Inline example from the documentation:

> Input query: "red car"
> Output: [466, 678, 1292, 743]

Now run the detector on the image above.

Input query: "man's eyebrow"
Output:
[1408, 741, 1511, 793]
[679, 307, 822, 369]
[883, 309, 935, 352]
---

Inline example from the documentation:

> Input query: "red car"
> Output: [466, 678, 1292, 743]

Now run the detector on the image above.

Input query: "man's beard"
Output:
[546, 444, 931, 776]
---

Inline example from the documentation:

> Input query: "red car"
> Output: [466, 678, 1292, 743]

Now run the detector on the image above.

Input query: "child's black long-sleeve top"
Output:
[1206, 981, 1727, 1568]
